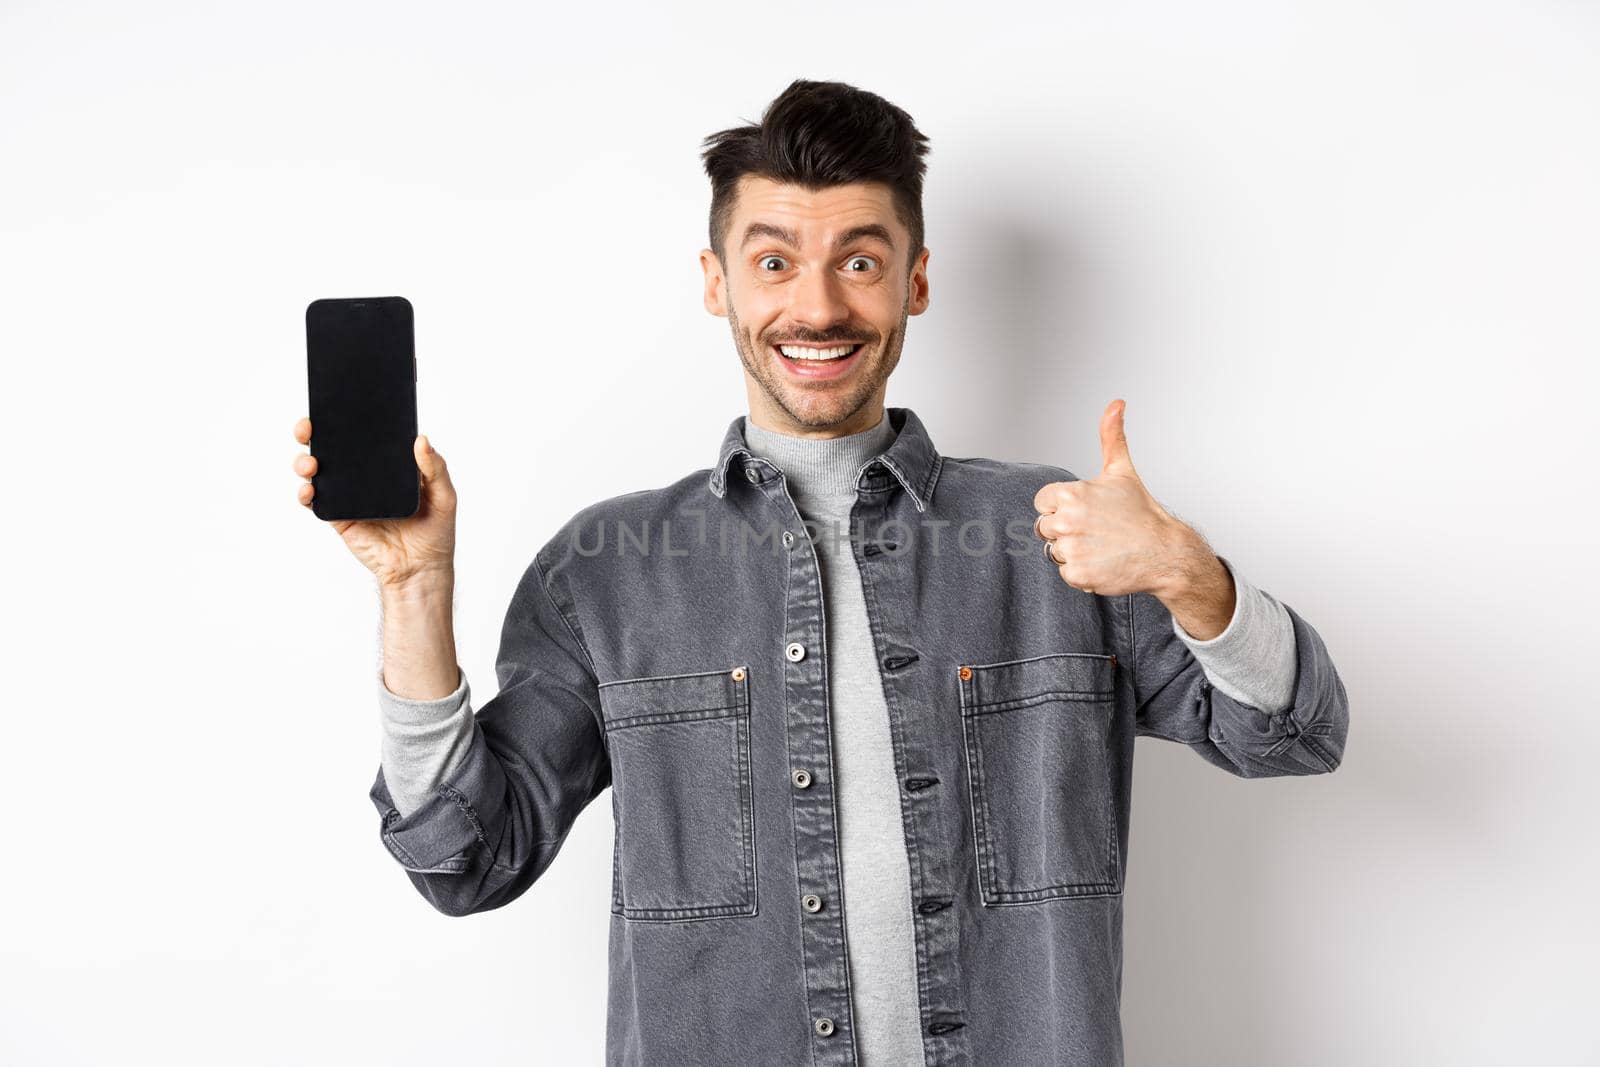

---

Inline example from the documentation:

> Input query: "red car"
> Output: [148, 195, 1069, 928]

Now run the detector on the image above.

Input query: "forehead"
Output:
[730, 175, 902, 241]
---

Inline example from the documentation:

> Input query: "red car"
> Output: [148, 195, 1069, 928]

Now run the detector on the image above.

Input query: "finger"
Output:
[1061, 565, 1093, 593]
[294, 416, 311, 445]
[1035, 510, 1075, 541]
[1048, 539, 1076, 569]
[1098, 399, 1136, 477]
[1051, 552, 1091, 590]
[1032, 479, 1079, 515]
[294, 453, 318, 478]
[298, 481, 314, 507]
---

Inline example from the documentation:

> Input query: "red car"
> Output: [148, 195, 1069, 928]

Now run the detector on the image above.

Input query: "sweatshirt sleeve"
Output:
[377, 666, 475, 819]
[1169, 555, 1298, 715]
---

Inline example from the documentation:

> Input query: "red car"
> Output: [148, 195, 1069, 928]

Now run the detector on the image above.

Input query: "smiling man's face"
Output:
[700, 175, 930, 436]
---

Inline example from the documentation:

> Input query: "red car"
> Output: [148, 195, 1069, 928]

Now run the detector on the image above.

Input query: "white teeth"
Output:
[778, 344, 857, 360]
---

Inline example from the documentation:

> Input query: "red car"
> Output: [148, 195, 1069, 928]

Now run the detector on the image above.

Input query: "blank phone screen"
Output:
[305, 296, 419, 521]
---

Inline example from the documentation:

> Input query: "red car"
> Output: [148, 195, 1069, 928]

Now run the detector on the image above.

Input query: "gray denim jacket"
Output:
[368, 406, 1350, 1066]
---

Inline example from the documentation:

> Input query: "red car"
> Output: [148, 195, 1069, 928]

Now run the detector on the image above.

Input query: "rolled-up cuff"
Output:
[1200, 602, 1349, 775]
[369, 723, 507, 874]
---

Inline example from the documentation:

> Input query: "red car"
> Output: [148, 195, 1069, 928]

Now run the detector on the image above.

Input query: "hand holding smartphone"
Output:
[294, 297, 461, 703]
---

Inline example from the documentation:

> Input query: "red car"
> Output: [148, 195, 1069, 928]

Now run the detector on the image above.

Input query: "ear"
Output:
[907, 247, 930, 316]
[699, 248, 728, 317]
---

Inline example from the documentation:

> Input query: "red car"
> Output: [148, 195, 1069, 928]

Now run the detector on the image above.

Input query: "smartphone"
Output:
[305, 295, 419, 521]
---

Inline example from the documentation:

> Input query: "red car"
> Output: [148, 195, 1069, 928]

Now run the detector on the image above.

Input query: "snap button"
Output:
[782, 530, 795, 548]
[791, 768, 812, 788]
[802, 893, 823, 913]
[730, 666, 746, 682]
[745, 466, 762, 484]
[785, 641, 807, 662]
[814, 1017, 835, 1037]
[957, 665, 972, 681]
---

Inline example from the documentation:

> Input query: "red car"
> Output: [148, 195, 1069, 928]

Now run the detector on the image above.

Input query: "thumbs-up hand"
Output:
[1031, 399, 1200, 599]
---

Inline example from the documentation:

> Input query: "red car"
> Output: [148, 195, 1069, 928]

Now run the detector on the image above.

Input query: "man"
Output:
[291, 79, 1348, 1066]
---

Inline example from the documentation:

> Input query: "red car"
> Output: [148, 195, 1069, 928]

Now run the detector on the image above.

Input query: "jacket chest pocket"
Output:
[598, 666, 757, 922]
[958, 652, 1120, 904]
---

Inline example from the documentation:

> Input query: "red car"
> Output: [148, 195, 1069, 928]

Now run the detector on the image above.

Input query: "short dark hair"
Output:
[700, 79, 931, 270]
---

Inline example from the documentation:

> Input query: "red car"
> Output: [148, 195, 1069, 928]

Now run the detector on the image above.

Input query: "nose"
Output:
[788, 264, 851, 331]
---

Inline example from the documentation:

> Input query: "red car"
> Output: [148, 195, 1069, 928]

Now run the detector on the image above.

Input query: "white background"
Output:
[2, 1, 1595, 1063]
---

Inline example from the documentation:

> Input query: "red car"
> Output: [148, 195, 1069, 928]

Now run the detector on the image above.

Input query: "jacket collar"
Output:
[709, 406, 943, 513]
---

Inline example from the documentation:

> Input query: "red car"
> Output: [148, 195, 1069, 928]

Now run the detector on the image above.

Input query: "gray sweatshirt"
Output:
[375, 412, 1298, 1062]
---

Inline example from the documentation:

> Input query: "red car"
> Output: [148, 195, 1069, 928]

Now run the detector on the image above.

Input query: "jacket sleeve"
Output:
[367, 546, 612, 916]
[1127, 582, 1349, 778]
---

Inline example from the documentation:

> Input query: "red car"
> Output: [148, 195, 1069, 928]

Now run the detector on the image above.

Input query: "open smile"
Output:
[770, 341, 867, 380]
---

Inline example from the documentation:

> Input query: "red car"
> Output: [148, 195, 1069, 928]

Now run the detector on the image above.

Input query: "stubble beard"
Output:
[728, 297, 908, 432]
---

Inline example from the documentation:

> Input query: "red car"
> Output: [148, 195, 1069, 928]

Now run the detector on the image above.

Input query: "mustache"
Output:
[763, 330, 877, 345]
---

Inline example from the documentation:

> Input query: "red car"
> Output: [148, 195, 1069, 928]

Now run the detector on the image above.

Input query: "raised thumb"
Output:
[1098, 399, 1136, 476]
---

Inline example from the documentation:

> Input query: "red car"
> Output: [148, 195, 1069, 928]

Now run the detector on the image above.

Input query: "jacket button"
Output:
[802, 893, 823, 912]
[785, 641, 807, 662]
[791, 768, 812, 788]
[814, 1017, 835, 1036]
[958, 665, 972, 681]
[745, 467, 762, 484]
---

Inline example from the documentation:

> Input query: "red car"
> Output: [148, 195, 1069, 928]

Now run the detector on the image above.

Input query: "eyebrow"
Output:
[740, 221, 896, 253]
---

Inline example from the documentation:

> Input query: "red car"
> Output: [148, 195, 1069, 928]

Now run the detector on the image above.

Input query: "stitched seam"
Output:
[1299, 729, 1338, 772]
[603, 703, 743, 729]
[877, 453, 921, 511]
[385, 832, 424, 869]
[531, 553, 603, 742]
[436, 782, 490, 850]
[967, 703, 1002, 900]
[982, 883, 1122, 903]
[964, 650, 1115, 671]
[738, 680, 758, 911]
[958, 676, 997, 906]
[1127, 593, 1138, 698]
[965, 690, 1115, 714]
[923, 453, 944, 508]
[533, 553, 599, 677]
[600, 665, 741, 688]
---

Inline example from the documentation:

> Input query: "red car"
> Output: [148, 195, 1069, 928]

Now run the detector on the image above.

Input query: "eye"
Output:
[844, 255, 879, 272]
[758, 255, 789, 272]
